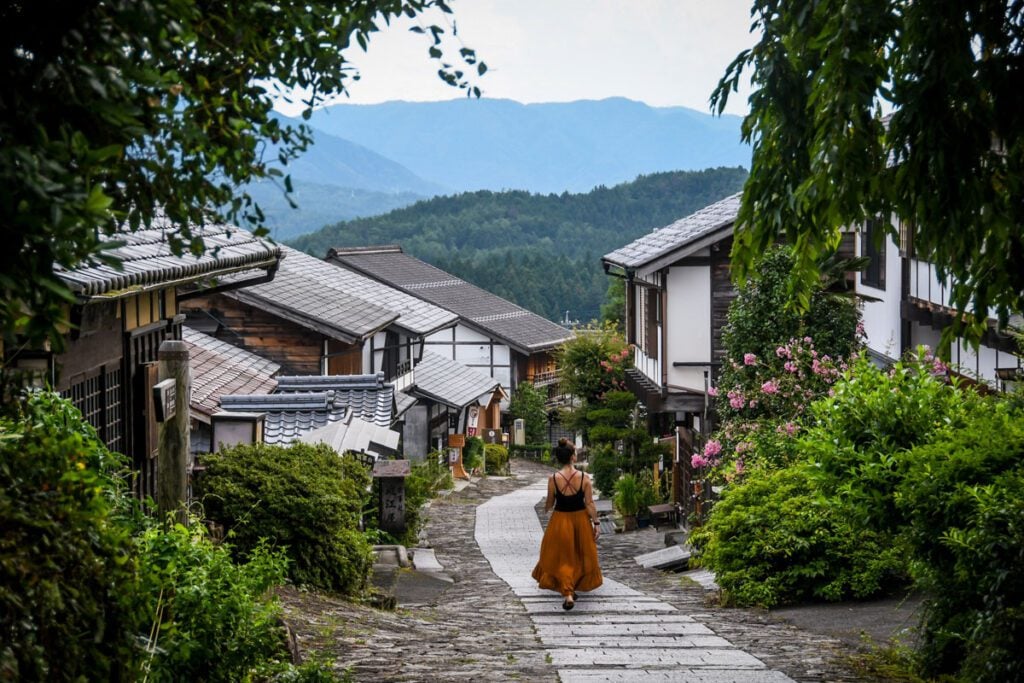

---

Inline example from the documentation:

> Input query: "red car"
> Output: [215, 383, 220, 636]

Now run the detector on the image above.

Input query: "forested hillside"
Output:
[290, 167, 748, 323]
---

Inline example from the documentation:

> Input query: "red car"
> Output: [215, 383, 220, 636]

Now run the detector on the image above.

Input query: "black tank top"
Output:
[553, 471, 586, 512]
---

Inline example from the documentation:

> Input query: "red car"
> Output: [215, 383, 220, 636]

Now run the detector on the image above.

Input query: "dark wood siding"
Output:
[710, 236, 737, 370]
[182, 294, 324, 375]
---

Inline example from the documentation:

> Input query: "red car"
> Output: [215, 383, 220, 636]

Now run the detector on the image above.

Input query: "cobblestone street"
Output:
[281, 460, 873, 681]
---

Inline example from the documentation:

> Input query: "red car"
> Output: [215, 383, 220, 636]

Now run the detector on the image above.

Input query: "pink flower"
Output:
[704, 439, 723, 457]
[691, 453, 709, 468]
[743, 353, 757, 366]
[775, 346, 792, 359]
[735, 441, 753, 454]
[748, 399, 759, 408]
[784, 422, 797, 435]
[735, 459, 745, 474]
[761, 380, 779, 395]
[707, 386, 719, 397]
[728, 391, 745, 409]
[803, 336, 813, 344]
[784, 361, 798, 373]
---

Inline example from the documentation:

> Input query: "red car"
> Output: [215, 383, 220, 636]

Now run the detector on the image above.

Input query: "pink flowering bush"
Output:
[697, 337, 855, 481]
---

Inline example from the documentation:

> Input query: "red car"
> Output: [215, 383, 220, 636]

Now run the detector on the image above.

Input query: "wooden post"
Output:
[157, 339, 190, 524]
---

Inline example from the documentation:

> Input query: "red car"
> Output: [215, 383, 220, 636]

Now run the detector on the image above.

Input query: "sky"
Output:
[274, 1, 759, 117]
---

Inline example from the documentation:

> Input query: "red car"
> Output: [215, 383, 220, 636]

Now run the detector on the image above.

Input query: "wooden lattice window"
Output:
[61, 365, 124, 454]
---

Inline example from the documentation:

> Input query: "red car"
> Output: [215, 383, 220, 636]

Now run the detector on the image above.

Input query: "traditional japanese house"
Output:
[325, 246, 573, 401]
[394, 350, 505, 460]
[856, 217, 1022, 388]
[601, 193, 743, 503]
[42, 222, 281, 498]
[181, 246, 457, 379]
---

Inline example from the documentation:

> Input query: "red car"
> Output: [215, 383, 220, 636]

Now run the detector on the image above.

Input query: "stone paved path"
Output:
[477, 478, 795, 682]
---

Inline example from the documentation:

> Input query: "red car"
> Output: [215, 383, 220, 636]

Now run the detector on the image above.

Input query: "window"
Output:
[861, 218, 886, 290]
[638, 287, 660, 359]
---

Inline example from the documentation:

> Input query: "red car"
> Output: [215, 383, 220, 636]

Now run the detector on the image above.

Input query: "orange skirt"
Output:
[532, 508, 603, 597]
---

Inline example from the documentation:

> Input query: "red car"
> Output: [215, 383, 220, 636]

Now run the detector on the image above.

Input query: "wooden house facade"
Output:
[38, 223, 281, 498]
[856, 217, 1022, 387]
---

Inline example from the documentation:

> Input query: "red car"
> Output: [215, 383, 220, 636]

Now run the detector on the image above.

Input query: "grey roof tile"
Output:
[602, 192, 742, 269]
[226, 247, 399, 341]
[183, 327, 279, 420]
[327, 246, 573, 352]
[277, 247, 458, 335]
[404, 351, 501, 409]
[56, 219, 280, 298]
[218, 372, 396, 444]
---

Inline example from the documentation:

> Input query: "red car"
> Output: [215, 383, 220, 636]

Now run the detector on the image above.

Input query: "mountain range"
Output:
[254, 98, 748, 240]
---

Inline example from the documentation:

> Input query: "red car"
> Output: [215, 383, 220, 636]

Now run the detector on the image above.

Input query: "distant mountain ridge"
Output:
[305, 97, 748, 194]
[254, 98, 747, 242]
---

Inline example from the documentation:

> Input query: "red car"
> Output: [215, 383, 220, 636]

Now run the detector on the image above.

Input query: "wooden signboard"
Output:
[448, 433, 465, 448]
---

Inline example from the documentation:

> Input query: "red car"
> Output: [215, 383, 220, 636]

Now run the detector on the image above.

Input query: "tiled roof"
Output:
[56, 219, 280, 298]
[297, 412, 400, 459]
[277, 247, 457, 335]
[183, 326, 279, 421]
[327, 246, 574, 353]
[602, 192, 741, 270]
[403, 350, 500, 409]
[218, 372, 396, 444]
[220, 392, 347, 446]
[226, 247, 398, 342]
[276, 374, 394, 427]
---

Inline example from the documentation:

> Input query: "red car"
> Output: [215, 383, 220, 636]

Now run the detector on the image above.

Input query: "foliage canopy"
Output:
[1, 0, 481, 350]
[714, 0, 1024, 345]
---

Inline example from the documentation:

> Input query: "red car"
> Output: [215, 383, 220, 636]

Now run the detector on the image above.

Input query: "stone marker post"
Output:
[373, 459, 411, 536]
[157, 339, 191, 524]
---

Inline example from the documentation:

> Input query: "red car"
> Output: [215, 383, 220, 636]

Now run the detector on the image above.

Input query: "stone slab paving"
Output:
[476, 478, 797, 682]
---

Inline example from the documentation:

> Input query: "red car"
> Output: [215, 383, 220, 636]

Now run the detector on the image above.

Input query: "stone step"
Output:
[523, 600, 677, 615]
[531, 613, 700, 625]
[547, 647, 766, 668]
[558, 669, 797, 683]
[535, 622, 714, 637]
[538, 634, 733, 648]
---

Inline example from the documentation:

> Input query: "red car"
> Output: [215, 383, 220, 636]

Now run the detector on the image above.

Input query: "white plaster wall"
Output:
[665, 265, 710, 393]
[857, 230, 904, 361]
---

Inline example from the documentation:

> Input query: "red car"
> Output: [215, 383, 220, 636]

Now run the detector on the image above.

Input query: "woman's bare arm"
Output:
[544, 475, 555, 513]
[583, 475, 598, 523]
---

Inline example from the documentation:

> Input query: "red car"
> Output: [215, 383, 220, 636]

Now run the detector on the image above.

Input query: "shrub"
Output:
[195, 442, 373, 595]
[613, 473, 641, 516]
[483, 443, 509, 475]
[691, 465, 905, 608]
[897, 401, 1024, 682]
[0, 391, 143, 681]
[801, 351, 976, 533]
[136, 521, 290, 682]
[462, 436, 484, 472]
[588, 443, 622, 497]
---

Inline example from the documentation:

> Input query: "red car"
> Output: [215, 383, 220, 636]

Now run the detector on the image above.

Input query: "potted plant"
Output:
[613, 473, 641, 532]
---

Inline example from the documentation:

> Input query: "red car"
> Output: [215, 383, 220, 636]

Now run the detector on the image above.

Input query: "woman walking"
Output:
[532, 438, 603, 610]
